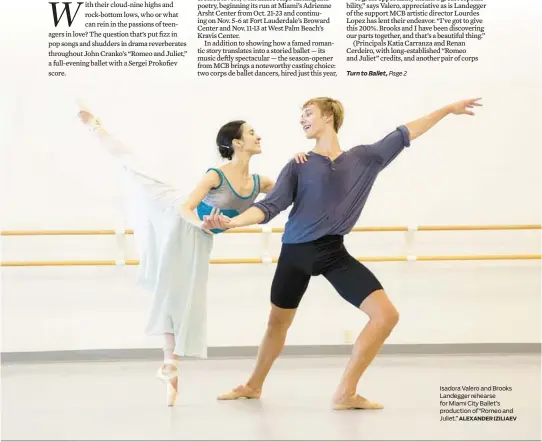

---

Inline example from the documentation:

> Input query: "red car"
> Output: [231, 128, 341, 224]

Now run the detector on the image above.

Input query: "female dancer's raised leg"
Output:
[78, 109, 213, 406]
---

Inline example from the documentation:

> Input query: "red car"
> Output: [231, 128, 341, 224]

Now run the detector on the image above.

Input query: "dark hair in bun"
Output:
[216, 120, 245, 160]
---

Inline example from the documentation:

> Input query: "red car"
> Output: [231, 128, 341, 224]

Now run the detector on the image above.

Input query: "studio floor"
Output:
[2, 353, 540, 440]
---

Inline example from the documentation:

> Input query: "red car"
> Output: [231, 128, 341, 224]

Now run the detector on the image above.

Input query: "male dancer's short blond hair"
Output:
[302, 97, 345, 133]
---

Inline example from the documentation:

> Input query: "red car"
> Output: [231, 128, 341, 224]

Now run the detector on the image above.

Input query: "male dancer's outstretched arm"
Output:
[348, 98, 482, 171]
[404, 98, 482, 141]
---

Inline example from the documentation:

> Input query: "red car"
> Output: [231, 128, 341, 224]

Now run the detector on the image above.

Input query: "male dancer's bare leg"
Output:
[218, 305, 296, 399]
[332, 289, 399, 410]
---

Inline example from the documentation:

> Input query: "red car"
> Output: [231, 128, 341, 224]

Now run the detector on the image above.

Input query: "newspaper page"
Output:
[1, 0, 540, 440]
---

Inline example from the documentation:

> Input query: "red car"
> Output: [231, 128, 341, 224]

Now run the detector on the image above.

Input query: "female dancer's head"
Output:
[300, 97, 344, 139]
[216, 121, 262, 161]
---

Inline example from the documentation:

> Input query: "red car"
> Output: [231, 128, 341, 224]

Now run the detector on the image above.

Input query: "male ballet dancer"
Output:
[202, 97, 482, 410]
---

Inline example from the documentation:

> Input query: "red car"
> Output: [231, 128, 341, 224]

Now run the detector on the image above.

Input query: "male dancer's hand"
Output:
[447, 98, 482, 116]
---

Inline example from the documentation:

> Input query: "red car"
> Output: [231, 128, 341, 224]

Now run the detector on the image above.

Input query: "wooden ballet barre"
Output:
[1, 254, 540, 267]
[0, 229, 136, 236]
[224, 227, 263, 234]
[257, 225, 542, 233]
[1, 224, 540, 236]
[415, 254, 542, 261]
[0, 260, 138, 267]
[355, 254, 542, 262]
[416, 224, 542, 232]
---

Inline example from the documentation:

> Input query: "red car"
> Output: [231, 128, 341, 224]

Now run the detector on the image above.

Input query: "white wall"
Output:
[1, 0, 540, 353]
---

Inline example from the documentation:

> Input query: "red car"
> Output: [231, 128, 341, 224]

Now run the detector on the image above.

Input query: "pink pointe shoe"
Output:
[155, 359, 180, 407]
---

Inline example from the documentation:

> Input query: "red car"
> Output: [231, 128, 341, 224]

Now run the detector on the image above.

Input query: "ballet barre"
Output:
[1, 224, 540, 236]
[1, 254, 540, 267]
[2, 223, 539, 267]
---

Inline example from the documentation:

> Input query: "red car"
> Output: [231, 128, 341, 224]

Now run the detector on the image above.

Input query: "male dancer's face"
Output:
[300, 104, 330, 140]
[236, 123, 262, 155]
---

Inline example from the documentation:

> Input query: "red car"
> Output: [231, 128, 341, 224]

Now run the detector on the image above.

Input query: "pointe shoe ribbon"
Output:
[156, 359, 180, 407]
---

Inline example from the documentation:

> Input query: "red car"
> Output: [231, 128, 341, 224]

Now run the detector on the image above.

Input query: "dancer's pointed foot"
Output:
[332, 393, 383, 410]
[78, 109, 101, 129]
[77, 107, 131, 157]
[156, 359, 180, 407]
[217, 384, 261, 400]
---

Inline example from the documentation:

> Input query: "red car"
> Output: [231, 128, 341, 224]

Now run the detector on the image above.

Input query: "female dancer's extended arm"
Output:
[179, 171, 221, 233]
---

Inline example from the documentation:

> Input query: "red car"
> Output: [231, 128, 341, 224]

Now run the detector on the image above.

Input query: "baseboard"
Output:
[1, 343, 540, 364]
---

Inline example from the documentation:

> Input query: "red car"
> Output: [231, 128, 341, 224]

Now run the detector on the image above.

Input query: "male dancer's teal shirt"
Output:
[252, 126, 411, 244]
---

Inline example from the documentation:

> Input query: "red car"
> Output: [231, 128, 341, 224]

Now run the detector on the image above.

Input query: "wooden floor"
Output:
[2, 354, 540, 440]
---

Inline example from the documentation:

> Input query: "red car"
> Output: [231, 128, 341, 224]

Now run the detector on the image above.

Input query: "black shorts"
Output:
[271, 235, 383, 309]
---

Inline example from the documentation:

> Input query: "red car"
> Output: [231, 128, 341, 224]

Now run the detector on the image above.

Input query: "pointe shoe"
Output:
[156, 359, 180, 407]
[76, 102, 131, 157]
[77, 107, 102, 132]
